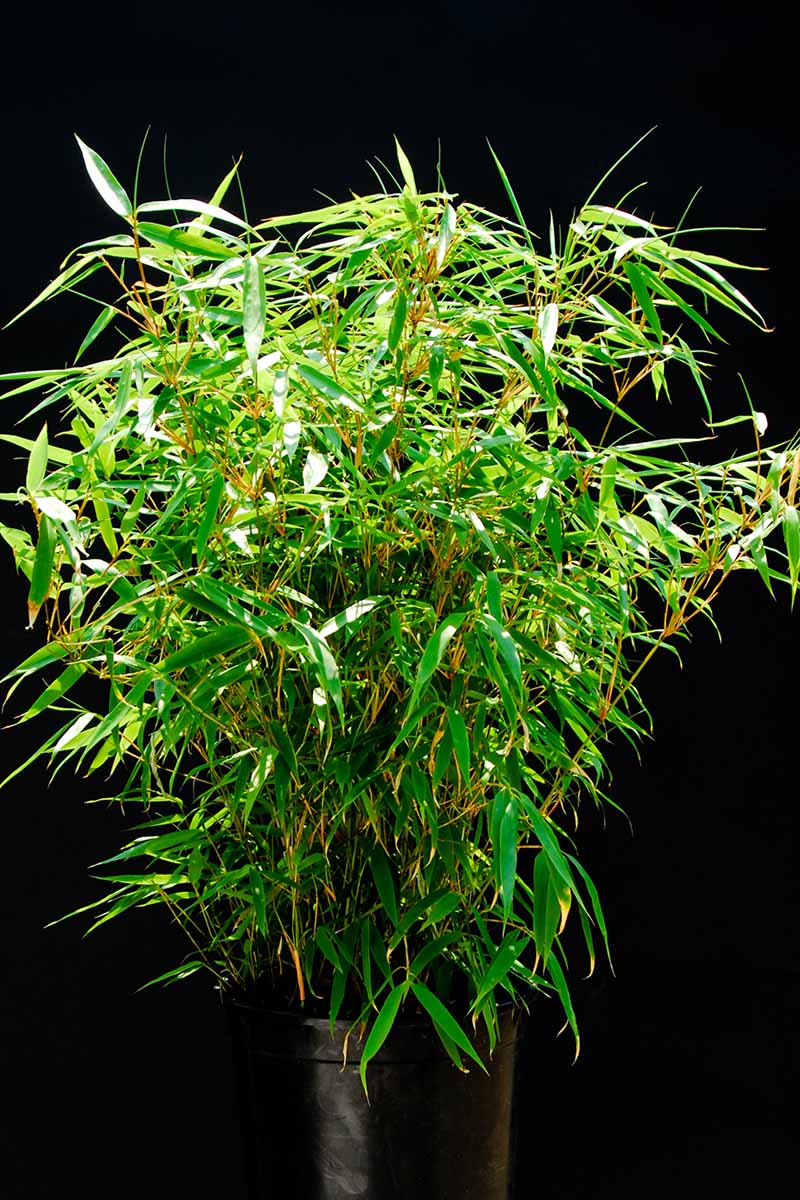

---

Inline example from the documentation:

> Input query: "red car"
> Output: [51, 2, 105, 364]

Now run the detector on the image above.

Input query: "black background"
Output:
[1, 2, 796, 1195]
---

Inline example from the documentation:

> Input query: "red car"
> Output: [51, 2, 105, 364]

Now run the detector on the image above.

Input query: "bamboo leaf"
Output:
[196, 473, 226, 560]
[248, 866, 267, 936]
[75, 305, 116, 362]
[546, 952, 580, 1059]
[75, 136, 132, 218]
[623, 260, 663, 342]
[388, 289, 407, 353]
[533, 850, 571, 971]
[435, 204, 456, 268]
[243, 255, 266, 378]
[161, 625, 253, 673]
[360, 983, 407, 1097]
[294, 361, 363, 412]
[369, 847, 398, 926]
[480, 613, 522, 695]
[783, 505, 800, 603]
[27, 515, 56, 626]
[410, 982, 487, 1072]
[406, 612, 468, 713]
[446, 706, 470, 781]
[19, 661, 87, 722]
[318, 597, 381, 640]
[26, 425, 49, 494]
[538, 303, 558, 361]
[393, 136, 417, 195]
[136, 222, 235, 260]
[302, 450, 329, 492]
[472, 931, 528, 1008]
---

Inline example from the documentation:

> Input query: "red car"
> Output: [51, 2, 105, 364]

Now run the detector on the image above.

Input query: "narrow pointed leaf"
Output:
[410, 982, 486, 1071]
[394, 137, 417, 195]
[28, 515, 56, 626]
[243, 255, 266, 377]
[26, 425, 49, 494]
[360, 983, 407, 1096]
[75, 136, 132, 218]
[538, 303, 558, 361]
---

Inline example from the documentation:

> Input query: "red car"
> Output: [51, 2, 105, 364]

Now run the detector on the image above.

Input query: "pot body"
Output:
[223, 996, 525, 1200]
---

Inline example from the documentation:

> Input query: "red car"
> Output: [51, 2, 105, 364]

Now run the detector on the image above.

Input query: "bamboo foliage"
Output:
[1, 137, 797, 1087]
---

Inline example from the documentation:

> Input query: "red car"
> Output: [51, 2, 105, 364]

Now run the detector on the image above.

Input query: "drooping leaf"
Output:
[360, 983, 407, 1097]
[27, 515, 56, 626]
[410, 982, 487, 1072]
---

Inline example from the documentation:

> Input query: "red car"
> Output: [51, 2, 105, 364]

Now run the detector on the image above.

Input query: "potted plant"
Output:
[1, 135, 797, 1198]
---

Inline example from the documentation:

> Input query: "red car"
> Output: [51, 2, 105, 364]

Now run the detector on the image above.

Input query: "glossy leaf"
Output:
[243, 255, 266, 378]
[26, 425, 49, 494]
[75, 136, 132, 218]
[411, 982, 487, 1071]
[27, 515, 56, 626]
[360, 983, 407, 1096]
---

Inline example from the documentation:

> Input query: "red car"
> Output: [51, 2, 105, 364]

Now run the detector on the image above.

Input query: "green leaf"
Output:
[360, 983, 407, 1096]
[486, 141, 534, 253]
[19, 661, 87, 723]
[783, 505, 800, 603]
[480, 613, 522, 695]
[248, 866, 267, 936]
[369, 847, 398, 926]
[623, 260, 662, 343]
[315, 926, 343, 972]
[546, 951, 580, 1059]
[26, 425, 49, 494]
[472, 931, 527, 1008]
[0, 435, 72, 466]
[393, 137, 417, 195]
[428, 342, 444, 400]
[435, 204, 456, 269]
[161, 625, 253, 673]
[406, 612, 467, 714]
[196, 473, 226, 560]
[564, 853, 612, 970]
[88, 360, 132, 454]
[410, 982, 487, 1072]
[446, 706, 470, 782]
[318, 597, 381, 640]
[243, 255, 266, 378]
[75, 305, 115, 362]
[293, 621, 344, 722]
[538, 303, 558, 361]
[137, 197, 248, 229]
[492, 790, 518, 921]
[533, 850, 571, 971]
[136, 222, 235, 260]
[524, 801, 578, 897]
[27, 514, 56, 627]
[294, 362, 363, 413]
[388, 289, 407, 353]
[486, 571, 502, 622]
[75, 136, 132, 218]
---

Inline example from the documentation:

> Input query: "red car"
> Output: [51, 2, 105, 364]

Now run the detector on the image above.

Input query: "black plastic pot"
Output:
[223, 995, 526, 1200]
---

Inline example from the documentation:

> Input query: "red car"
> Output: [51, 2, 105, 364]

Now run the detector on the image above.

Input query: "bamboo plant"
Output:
[1, 136, 797, 1090]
